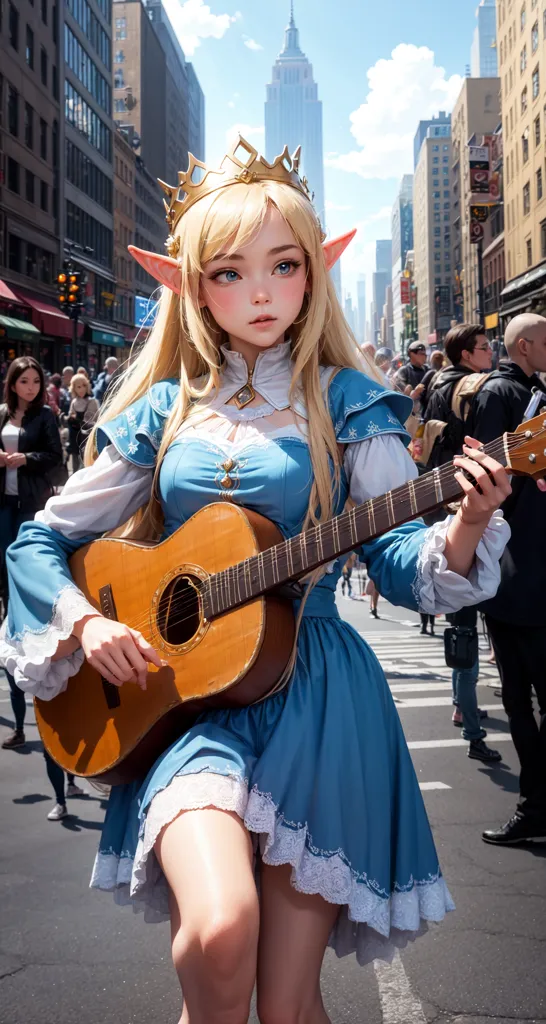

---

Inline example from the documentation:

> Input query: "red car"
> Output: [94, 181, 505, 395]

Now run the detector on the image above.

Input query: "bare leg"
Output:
[155, 807, 259, 1024]
[256, 862, 340, 1024]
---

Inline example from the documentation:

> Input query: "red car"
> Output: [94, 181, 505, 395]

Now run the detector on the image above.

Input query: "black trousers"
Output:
[486, 615, 546, 818]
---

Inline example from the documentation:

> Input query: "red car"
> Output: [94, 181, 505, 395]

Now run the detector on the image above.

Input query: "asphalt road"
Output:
[1, 587, 545, 1024]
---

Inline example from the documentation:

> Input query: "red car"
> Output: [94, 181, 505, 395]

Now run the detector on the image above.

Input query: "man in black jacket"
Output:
[468, 312, 546, 845]
[392, 340, 429, 392]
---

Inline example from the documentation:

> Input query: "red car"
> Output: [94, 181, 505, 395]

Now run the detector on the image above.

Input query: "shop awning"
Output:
[14, 289, 83, 340]
[0, 315, 41, 343]
[88, 324, 126, 347]
[501, 262, 546, 300]
[0, 279, 26, 303]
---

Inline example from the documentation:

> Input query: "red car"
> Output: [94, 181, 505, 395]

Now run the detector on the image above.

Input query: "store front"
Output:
[0, 315, 41, 379]
[500, 262, 546, 326]
[13, 289, 84, 374]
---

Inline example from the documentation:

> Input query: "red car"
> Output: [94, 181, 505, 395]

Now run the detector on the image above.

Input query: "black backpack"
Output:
[426, 373, 489, 468]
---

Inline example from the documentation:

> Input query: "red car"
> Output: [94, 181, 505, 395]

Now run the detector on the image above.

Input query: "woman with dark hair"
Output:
[0, 358, 80, 815]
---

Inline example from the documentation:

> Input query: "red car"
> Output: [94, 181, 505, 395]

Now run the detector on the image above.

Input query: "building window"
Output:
[523, 180, 531, 214]
[433, 157, 439, 163]
[434, 253, 441, 262]
[64, 25, 111, 114]
[537, 166, 543, 199]
[25, 169, 35, 203]
[40, 179, 48, 211]
[65, 138, 113, 212]
[64, 80, 112, 161]
[8, 84, 19, 136]
[432, 178, 439, 187]
[532, 66, 540, 99]
[114, 98, 126, 113]
[434, 240, 441, 248]
[535, 115, 541, 146]
[442, 156, 449, 163]
[521, 44, 527, 72]
[25, 24, 34, 68]
[433, 212, 440, 223]
[114, 69, 124, 88]
[443, 178, 449, 186]
[434, 227, 441, 236]
[115, 17, 126, 39]
[24, 103, 34, 148]
[522, 86, 528, 113]
[8, 234, 22, 273]
[434, 202, 440, 210]
[521, 2, 526, 31]
[541, 219, 546, 257]
[443, 144, 449, 151]
[26, 243, 38, 278]
[432, 191, 440, 198]
[9, 2, 19, 48]
[532, 20, 539, 51]
[115, 49, 125, 62]
[40, 46, 47, 86]
[40, 118, 47, 159]
[444, 213, 450, 221]
[41, 0, 47, 23]
[7, 157, 20, 193]
[52, 64, 58, 99]
[526, 238, 532, 265]
[522, 128, 530, 162]
[432, 145, 439, 151]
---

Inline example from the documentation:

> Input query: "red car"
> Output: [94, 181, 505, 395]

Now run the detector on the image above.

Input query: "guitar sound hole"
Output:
[157, 575, 201, 646]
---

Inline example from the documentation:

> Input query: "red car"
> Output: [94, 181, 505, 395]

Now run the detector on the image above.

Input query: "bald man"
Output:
[468, 312, 546, 846]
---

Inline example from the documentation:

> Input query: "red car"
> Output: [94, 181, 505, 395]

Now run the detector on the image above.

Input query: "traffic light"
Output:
[67, 270, 82, 316]
[56, 270, 68, 309]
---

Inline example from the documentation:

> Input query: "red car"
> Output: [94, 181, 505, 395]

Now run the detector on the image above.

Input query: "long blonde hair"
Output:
[87, 180, 382, 537]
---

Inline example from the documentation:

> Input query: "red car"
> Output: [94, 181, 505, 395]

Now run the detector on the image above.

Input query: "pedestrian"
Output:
[59, 366, 74, 416]
[0, 137, 513, 1018]
[419, 613, 435, 635]
[65, 373, 100, 474]
[374, 347, 393, 383]
[44, 748, 84, 821]
[422, 324, 492, 468]
[392, 341, 429, 393]
[77, 366, 89, 378]
[93, 357, 120, 404]
[446, 607, 501, 765]
[419, 349, 445, 415]
[340, 553, 355, 597]
[367, 578, 380, 618]
[0, 356, 62, 748]
[46, 373, 63, 418]
[467, 313, 546, 845]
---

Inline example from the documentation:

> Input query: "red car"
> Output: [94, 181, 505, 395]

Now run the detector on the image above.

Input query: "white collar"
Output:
[216, 339, 294, 411]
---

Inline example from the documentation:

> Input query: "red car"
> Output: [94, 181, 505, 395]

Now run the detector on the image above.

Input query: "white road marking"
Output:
[390, 682, 452, 693]
[374, 950, 427, 1024]
[408, 731, 512, 750]
[419, 781, 451, 790]
[395, 698, 503, 711]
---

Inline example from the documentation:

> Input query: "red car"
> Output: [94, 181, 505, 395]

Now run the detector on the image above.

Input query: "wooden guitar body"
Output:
[35, 503, 295, 784]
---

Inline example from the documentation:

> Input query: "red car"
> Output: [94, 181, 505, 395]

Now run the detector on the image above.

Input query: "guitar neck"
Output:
[204, 433, 509, 619]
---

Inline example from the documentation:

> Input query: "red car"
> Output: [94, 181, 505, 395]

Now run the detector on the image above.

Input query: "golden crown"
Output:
[159, 135, 314, 253]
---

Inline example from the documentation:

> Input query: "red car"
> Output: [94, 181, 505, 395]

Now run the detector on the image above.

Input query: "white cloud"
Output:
[359, 206, 392, 225]
[325, 199, 352, 212]
[225, 123, 265, 148]
[243, 35, 263, 50]
[162, 0, 240, 57]
[326, 44, 463, 180]
[227, 100, 235, 108]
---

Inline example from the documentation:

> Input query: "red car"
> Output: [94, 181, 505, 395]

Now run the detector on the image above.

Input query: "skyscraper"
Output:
[265, 4, 325, 225]
[471, 0, 498, 78]
[413, 112, 451, 169]
[391, 174, 414, 348]
[356, 275, 366, 344]
[375, 240, 392, 274]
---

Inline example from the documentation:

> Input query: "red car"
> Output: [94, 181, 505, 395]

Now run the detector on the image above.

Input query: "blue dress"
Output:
[1, 363, 471, 966]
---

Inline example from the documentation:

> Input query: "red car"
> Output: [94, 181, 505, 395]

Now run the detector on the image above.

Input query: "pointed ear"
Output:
[322, 229, 357, 272]
[128, 245, 182, 295]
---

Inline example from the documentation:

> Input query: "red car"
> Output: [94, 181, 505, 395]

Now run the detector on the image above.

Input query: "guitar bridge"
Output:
[99, 584, 121, 710]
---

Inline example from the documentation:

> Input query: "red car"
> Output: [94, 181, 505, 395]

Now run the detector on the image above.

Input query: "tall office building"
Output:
[451, 77, 500, 322]
[414, 112, 451, 169]
[375, 239, 392, 274]
[265, 4, 325, 225]
[471, 0, 498, 78]
[372, 271, 389, 341]
[391, 174, 414, 349]
[356, 274, 366, 344]
[413, 126, 453, 341]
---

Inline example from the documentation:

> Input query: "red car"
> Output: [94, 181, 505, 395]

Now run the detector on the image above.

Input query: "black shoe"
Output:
[419, 626, 427, 635]
[479, 708, 488, 719]
[468, 739, 502, 763]
[2, 729, 26, 749]
[482, 812, 546, 845]
[370, 608, 379, 619]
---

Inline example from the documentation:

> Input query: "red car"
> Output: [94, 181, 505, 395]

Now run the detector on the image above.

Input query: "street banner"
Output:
[470, 205, 489, 244]
[400, 278, 410, 304]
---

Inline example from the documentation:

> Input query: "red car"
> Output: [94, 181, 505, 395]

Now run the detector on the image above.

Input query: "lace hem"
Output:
[412, 511, 509, 615]
[90, 773, 455, 963]
[0, 584, 94, 698]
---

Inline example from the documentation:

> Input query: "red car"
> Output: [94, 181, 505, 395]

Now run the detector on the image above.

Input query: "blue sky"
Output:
[162, 0, 488, 303]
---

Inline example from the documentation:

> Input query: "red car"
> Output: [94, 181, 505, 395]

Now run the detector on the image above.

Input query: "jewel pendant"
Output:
[233, 383, 256, 409]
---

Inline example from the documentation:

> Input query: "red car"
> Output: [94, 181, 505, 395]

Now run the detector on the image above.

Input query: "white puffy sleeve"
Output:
[343, 434, 510, 614]
[0, 447, 154, 699]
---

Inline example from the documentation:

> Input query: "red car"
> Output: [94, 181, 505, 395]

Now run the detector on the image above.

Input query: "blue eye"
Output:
[276, 261, 293, 275]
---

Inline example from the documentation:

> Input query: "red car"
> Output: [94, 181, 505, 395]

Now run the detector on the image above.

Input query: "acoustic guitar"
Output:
[35, 412, 546, 784]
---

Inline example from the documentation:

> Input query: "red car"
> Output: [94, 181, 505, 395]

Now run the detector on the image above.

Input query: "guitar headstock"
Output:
[508, 410, 546, 479]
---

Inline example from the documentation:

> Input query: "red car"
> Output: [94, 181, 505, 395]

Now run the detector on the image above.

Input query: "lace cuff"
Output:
[0, 585, 95, 699]
[414, 511, 510, 615]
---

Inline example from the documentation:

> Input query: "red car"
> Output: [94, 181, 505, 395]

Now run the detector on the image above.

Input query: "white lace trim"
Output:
[90, 773, 455, 964]
[0, 585, 94, 698]
[411, 511, 510, 615]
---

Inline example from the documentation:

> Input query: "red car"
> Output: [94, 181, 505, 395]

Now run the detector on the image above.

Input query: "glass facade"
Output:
[65, 138, 113, 211]
[66, 199, 113, 269]
[65, 0, 111, 70]
[64, 24, 111, 113]
[65, 79, 111, 160]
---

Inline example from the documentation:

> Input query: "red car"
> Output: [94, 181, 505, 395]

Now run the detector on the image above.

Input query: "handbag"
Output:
[443, 625, 479, 670]
[48, 450, 69, 490]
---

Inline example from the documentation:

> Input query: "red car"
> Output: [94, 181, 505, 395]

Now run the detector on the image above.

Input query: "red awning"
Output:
[0, 279, 29, 304]
[14, 289, 84, 339]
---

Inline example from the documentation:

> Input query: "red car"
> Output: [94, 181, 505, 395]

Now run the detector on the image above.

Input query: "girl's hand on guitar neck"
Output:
[72, 614, 164, 689]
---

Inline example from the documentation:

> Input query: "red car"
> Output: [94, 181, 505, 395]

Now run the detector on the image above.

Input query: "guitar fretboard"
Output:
[201, 435, 508, 620]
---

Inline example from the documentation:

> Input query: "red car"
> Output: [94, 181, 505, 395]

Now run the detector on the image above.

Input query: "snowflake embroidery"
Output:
[365, 420, 381, 436]
[344, 401, 366, 414]
[366, 389, 382, 401]
[387, 412, 399, 425]
[126, 410, 137, 427]
[347, 426, 358, 439]
[115, 426, 128, 438]
[127, 441, 139, 455]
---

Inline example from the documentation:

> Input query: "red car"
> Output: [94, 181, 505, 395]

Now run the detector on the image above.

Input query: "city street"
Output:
[1, 586, 545, 1024]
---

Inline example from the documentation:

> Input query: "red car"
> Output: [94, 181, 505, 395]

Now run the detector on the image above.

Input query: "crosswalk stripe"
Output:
[408, 731, 512, 750]
[395, 699, 503, 710]
[374, 950, 428, 1024]
[419, 781, 451, 790]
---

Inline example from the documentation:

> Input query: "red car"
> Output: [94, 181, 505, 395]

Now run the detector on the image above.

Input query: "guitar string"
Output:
[120, 431, 530, 638]
[120, 430, 530, 637]
[122, 431, 520, 637]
